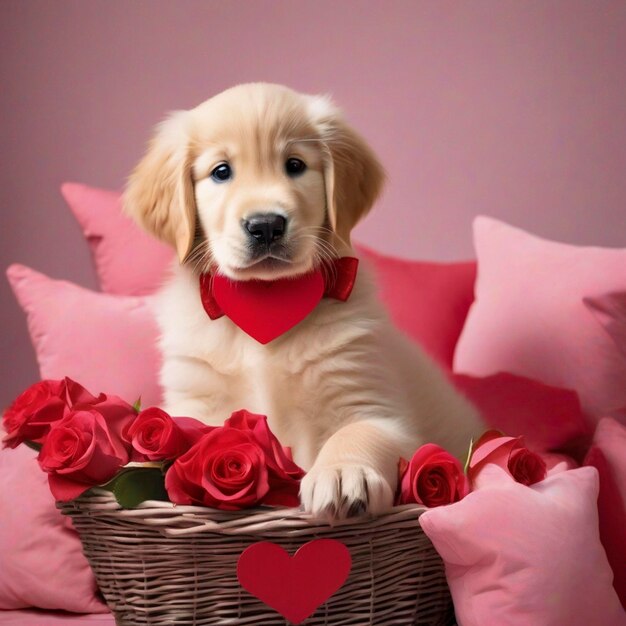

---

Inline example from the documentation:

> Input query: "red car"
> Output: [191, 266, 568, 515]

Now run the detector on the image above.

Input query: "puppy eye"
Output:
[210, 163, 232, 183]
[285, 158, 307, 177]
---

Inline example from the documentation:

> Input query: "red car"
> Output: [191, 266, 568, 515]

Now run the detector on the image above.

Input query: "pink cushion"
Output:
[452, 372, 590, 454]
[0, 440, 107, 613]
[585, 418, 626, 606]
[62, 182, 477, 367]
[0, 611, 113, 625]
[61, 182, 173, 296]
[454, 217, 626, 421]
[585, 290, 626, 421]
[584, 291, 626, 361]
[359, 245, 476, 366]
[585, 291, 626, 424]
[420, 465, 626, 626]
[6, 264, 161, 407]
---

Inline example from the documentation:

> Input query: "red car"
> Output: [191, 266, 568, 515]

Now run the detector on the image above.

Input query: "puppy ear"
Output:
[123, 111, 197, 263]
[308, 96, 385, 247]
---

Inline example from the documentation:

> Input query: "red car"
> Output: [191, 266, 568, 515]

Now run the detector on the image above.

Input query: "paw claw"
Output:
[347, 499, 367, 517]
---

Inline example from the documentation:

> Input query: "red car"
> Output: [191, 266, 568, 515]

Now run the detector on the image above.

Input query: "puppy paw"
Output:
[300, 464, 394, 521]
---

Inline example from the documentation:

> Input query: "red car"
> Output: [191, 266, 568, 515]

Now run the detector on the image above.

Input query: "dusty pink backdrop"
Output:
[1, 0, 625, 408]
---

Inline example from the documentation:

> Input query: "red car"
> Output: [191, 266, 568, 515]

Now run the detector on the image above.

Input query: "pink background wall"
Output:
[1, 0, 625, 408]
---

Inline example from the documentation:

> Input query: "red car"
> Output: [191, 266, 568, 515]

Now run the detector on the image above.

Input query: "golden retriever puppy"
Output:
[124, 83, 483, 519]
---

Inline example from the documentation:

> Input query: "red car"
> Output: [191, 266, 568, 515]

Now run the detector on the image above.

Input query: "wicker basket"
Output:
[59, 490, 453, 626]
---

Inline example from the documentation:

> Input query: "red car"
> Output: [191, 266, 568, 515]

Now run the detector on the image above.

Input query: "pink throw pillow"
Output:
[584, 417, 626, 606]
[6, 264, 161, 407]
[359, 245, 476, 366]
[61, 182, 173, 296]
[62, 183, 477, 367]
[0, 439, 107, 612]
[585, 292, 626, 427]
[452, 372, 590, 454]
[420, 465, 626, 626]
[584, 291, 626, 358]
[0, 612, 113, 625]
[454, 217, 626, 421]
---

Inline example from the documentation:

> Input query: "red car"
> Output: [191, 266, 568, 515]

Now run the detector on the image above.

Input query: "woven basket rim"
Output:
[59, 489, 430, 536]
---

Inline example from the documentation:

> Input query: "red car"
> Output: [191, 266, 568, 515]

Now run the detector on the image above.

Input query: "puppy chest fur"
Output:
[155, 265, 385, 469]
[155, 264, 482, 472]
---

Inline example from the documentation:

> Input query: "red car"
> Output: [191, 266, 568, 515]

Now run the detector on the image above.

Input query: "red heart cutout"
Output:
[212, 271, 325, 344]
[237, 539, 352, 624]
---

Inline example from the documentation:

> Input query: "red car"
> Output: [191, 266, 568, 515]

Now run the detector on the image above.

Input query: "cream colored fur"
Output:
[124, 83, 484, 519]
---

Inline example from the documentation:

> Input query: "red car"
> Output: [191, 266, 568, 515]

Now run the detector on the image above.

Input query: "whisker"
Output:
[295, 226, 345, 259]
[185, 239, 216, 275]
[294, 232, 338, 258]
[290, 233, 339, 284]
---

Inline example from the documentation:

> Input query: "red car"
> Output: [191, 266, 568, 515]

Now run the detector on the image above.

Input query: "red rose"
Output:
[507, 447, 548, 486]
[2, 378, 100, 449]
[397, 443, 469, 507]
[467, 430, 547, 487]
[123, 407, 213, 461]
[165, 428, 270, 509]
[38, 403, 134, 501]
[224, 410, 304, 506]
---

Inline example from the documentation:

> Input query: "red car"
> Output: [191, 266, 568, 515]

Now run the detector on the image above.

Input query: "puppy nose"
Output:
[243, 213, 287, 245]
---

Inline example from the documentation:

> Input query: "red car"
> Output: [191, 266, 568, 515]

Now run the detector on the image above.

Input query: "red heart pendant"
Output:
[211, 271, 325, 344]
[237, 539, 352, 624]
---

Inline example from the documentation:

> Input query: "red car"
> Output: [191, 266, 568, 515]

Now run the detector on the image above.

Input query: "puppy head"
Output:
[124, 83, 384, 280]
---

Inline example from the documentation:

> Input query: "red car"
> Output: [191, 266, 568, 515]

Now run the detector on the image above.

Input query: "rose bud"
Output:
[123, 407, 213, 461]
[397, 443, 469, 508]
[468, 430, 547, 487]
[507, 446, 548, 486]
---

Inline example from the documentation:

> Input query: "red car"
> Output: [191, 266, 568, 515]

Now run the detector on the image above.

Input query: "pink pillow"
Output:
[454, 217, 626, 421]
[0, 612, 113, 625]
[359, 245, 476, 366]
[584, 292, 626, 421]
[6, 264, 161, 407]
[452, 372, 590, 453]
[420, 465, 626, 626]
[62, 184, 477, 367]
[585, 291, 626, 361]
[0, 439, 107, 613]
[61, 182, 173, 296]
[585, 417, 626, 606]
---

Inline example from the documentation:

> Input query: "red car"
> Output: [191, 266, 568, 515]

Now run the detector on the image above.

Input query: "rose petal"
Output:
[468, 435, 521, 471]
[47, 473, 93, 502]
[63, 377, 100, 406]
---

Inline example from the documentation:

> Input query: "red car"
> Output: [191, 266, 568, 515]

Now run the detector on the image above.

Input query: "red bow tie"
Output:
[199, 257, 359, 344]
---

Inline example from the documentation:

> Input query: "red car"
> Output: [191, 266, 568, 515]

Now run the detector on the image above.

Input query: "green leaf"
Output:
[132, 396, 142, 412]
[463, 437, 475, 475]
[24, 440, 42, 453]
[103, 468, 168, 508]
